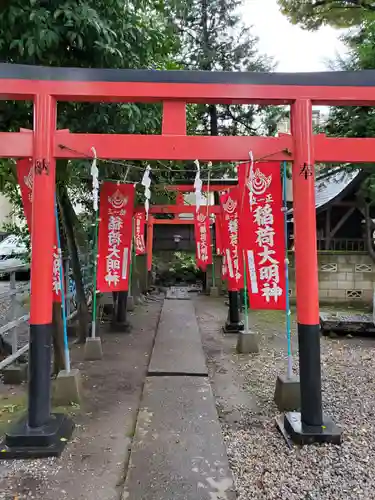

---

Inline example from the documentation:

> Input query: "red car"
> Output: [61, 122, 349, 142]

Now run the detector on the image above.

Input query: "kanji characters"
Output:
[258, 245, 278, 265]
[108, 215, 123, 231]
[253, 204, 274, 226]
[259, 264, 280, 283]
[261, 281, 283, 303]
[256, 226, 275, 247]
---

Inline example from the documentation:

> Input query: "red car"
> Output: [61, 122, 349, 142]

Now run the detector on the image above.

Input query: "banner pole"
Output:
[242, 250, 249, 334]
[55, 197, 71, 373]
[91, 207, 99, 339]
[212, 251, 216, 288]
[282, 161, 293, 379]
[129, 217, 135, 296]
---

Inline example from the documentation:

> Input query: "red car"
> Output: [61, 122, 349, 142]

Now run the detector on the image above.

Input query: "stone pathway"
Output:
[122, 297, 235, 500]
[165, 286, 190, 300]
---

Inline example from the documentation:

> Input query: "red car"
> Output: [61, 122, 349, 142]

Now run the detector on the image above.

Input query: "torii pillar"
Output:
[1, 94, 74, 458]
[283, 99, 342, 444]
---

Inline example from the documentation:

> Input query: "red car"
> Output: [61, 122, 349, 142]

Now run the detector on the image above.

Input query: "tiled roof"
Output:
[288, 168, 362, 220]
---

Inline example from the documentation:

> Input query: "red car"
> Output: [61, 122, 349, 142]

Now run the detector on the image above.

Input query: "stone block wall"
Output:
[288, 252, 374, 304]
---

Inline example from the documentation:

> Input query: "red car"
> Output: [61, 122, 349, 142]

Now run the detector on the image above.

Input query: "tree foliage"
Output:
[169, 0, 274, 142]
[278, 0, 375, 30]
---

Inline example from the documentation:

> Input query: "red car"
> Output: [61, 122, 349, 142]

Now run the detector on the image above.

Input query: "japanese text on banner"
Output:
[220, 188, 243, 291]
[239, 162, 286, 310]
[134, 212, 146, 255]
[97, 183, 135, 292]
[17, 158, 62, 303]
[194, 212, 212, 270]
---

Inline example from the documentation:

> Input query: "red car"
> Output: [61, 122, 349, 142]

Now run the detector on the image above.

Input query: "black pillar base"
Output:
[0, 412, 74, 459]
[283, 411, 342, 446]
[111, 321, 131, 333]
[223, 320, 244, 334]
[223, 290, 243, 333]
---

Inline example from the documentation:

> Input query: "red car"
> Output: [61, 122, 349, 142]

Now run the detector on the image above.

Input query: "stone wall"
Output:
[288, 252, 374, 304]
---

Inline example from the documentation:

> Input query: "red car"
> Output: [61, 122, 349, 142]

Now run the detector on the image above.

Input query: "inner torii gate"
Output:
[1, 64, 375, 456]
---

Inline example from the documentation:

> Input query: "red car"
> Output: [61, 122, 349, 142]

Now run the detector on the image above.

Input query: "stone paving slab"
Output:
[122, 376, 235, 500]
[165, 286, 190, 300]
[148, 299, 208, 376]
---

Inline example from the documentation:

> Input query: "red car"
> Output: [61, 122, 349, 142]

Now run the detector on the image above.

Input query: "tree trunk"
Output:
[209, 105, 218, 136]
[58, 185, 89, 344]
[52, 301, 66, 375]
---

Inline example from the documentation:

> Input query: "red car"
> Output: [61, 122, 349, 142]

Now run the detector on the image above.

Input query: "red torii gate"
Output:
[1, 64, 374, 456]
[140, 183, 226, 272]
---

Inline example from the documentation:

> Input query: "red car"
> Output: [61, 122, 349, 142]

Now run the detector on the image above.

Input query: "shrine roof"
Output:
[1, 63, 375, 87]
[288, 168, 363, 220]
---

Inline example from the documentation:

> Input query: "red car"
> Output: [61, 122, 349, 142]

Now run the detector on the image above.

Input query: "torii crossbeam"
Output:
[1, 63, 374, 455]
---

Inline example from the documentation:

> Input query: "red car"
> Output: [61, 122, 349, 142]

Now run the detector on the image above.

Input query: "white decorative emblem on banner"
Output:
[222, 196, 237, 215]
[141, 165, 151, 220]
[247, 169, 272, 196]
[194, 159, 203, 213]
[91, 147, 99, 212]
[24, 164, 33, 202]
[108, 189, 128, 211]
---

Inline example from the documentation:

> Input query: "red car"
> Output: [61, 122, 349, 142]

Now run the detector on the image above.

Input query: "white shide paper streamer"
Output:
[194, 159, 202, 213]
[91, 147, 99, 212]
[141, 165, 151, 220]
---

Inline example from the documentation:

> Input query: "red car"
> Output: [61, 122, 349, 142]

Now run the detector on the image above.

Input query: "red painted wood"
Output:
[165, 184, 234, 192]
[148, 205, 221, 214]
[3, 79, 375, 106]
[292, 99, 319, 325]
[56, 133, 292, 162]
[5, 128, 375, 164]
[162, 102, 186, 135]
[0, 132, 33, 158]
[30, 94, 56, 325]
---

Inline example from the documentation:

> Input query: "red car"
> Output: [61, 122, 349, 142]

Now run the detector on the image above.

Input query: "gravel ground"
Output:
[195, 297, 375, 500]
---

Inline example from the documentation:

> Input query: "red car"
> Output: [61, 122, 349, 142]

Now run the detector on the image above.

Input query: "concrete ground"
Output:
[123, 297, 235, 500]
[0, 295, 164, 500]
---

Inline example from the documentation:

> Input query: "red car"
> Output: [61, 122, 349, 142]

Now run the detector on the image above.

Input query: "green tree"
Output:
[319, 19, 375, 258]
[170, 0, 274, 142]
[0, 0, 180, 364]
[278, 0, 375, 30]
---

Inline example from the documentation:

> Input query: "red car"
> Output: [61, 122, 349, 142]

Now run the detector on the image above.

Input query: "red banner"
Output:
[239, 162, 286, 310]
[194, 211, 212, 270]
[17, 158, 62, 303]
[134, 212, 146, 255]
[220, 188, 243, 291]
[97, 182, 135, 292]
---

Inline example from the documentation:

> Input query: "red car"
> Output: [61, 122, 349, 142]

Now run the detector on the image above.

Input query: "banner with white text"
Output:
[239, 162, 286, 310]
[97, 182, 135, 292]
